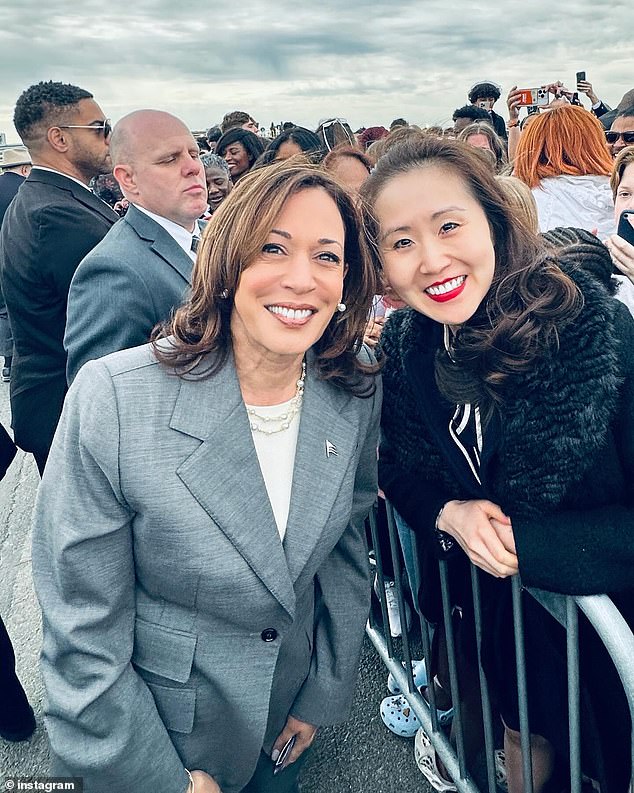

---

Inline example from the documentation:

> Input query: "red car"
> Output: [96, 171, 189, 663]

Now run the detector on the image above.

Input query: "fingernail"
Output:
[271, 749, 280, 762]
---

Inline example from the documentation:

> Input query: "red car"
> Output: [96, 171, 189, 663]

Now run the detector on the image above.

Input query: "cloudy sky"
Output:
[0, 0, 631, 142]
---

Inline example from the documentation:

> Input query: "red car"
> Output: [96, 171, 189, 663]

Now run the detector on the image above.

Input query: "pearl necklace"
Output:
[246, 361, 306, 435]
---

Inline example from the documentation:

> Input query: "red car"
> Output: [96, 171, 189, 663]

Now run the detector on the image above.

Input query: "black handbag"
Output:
[0, 422, 16, 479]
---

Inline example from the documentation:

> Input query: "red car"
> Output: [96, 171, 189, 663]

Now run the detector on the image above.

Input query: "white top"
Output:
[531, 175, 634, 317]
[531, 175, 615, 238]
[246, 398, 301, 541]
[133, 204, 199, 261]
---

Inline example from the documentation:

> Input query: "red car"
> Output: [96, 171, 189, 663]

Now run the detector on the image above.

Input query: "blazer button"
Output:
[261, 628, 278, 642]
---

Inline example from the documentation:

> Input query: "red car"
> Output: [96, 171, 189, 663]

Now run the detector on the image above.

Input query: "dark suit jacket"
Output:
[0, 172, 26, 356]
[0, 171, 25, 225]
[64, 204, 194, 384]
[0, 168, 117, 459]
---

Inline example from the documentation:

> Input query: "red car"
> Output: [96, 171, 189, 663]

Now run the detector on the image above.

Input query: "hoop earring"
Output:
[336, 302, 346, 313]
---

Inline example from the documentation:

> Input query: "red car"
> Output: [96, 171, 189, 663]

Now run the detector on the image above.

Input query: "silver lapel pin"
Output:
[325, 439, 338, 458]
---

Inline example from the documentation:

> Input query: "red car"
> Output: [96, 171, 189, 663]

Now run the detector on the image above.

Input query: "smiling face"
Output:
[230, 187, 346, 363]
[609, 115, 634, 158]
[222, 141, 251, 179]
[615, 161, 634, 217]
[204, 164, 232, 211]
[373, 165, 496, 327]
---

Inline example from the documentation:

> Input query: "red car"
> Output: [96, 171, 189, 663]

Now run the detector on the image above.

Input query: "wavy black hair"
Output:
[265, 127, 324, 163]
[216, 128, 266, 172]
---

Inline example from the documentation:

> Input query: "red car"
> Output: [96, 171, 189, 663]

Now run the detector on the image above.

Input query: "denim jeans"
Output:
[392, 508, 422, 616]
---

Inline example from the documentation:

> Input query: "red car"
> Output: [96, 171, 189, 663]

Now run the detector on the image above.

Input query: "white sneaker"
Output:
[375, 578, 411, 638]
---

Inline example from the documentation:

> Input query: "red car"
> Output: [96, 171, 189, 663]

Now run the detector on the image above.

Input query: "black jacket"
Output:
[0, 168, 117, 460]
[379, 262, 634, 791]
[489, 109, 507, 141]
[379, 263, 634, 597]
[0, 171, 25, 224]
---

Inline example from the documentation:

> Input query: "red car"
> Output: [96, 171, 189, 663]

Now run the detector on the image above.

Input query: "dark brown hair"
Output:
[361, 136, 582, 414]
[322, 145, 372, 174]
[153, 160, 379, 395]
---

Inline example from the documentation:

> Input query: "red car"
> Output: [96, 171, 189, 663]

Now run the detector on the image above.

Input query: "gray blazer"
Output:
[64, 204, 194, 384]
[32, 343, 380, 793]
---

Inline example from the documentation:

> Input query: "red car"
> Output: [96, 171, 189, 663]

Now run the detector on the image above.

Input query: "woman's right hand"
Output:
[437, 499, 518, 578]
[189, 770, 222, 792]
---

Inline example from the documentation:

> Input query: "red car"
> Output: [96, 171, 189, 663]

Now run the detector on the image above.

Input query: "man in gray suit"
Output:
[64, 110, 209, 384]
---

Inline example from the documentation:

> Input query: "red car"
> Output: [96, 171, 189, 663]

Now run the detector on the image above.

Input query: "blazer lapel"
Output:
[125, 205, 193, 283]
[283, 359, 360, 583]
[28, 169, 119, 224]
[170, 355, 296, 617]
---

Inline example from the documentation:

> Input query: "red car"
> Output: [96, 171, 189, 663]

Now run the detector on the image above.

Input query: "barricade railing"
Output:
[365, 499, 634, 793]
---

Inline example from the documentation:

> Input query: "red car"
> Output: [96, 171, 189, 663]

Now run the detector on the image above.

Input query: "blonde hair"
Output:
[514, 105, 612, 188]
[458, 122, 508, 173]
[496, 175, 539, 234]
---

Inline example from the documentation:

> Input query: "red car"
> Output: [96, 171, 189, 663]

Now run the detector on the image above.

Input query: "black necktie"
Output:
[191, 236, 199, 253]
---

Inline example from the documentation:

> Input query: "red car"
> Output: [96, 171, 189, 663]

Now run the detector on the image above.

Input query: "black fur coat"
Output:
[379, 260, 634, 791]
[379, 262, 634, 596]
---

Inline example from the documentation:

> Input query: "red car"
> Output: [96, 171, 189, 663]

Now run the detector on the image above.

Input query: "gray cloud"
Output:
[1, 0, 632, 139]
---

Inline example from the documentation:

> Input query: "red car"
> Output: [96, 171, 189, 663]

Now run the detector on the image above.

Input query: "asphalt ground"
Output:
[0, 379, 432, 792]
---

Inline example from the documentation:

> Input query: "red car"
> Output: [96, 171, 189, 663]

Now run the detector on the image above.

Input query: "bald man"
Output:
[64, 110, 208, 383]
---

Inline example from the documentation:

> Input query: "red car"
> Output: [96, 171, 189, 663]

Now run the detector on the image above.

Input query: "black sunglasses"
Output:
[59, 118, 112, 138]
[605, 130, 634, 145]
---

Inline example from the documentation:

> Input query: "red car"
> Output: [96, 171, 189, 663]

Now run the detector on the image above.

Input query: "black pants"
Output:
[241, 748, 310, 793]
[0, 614, 31, 730]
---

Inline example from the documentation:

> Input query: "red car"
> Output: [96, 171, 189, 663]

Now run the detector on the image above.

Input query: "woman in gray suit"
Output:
[32, 162, 381, 793]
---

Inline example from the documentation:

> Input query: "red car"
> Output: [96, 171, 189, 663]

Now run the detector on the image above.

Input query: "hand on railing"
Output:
[437, 499, 518, 578]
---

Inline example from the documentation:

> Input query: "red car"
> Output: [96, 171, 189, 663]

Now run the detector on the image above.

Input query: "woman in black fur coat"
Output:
[361, 137, 634, 793]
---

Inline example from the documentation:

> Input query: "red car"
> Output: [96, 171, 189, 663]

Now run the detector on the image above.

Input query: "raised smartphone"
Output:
[617, 210, 634, 246]
[516, 88, 549, 107]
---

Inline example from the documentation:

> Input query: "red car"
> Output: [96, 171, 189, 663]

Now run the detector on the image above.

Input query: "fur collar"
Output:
[381, 263, 623, 518]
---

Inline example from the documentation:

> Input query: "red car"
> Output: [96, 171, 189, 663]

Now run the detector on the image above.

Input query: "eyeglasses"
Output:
[605, 130, 634, 145]
[58, 119, 112, 138]
[319, 118, 354, 152]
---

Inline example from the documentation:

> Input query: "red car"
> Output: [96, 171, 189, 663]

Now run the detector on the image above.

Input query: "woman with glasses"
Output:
[514, 105, 615, 237]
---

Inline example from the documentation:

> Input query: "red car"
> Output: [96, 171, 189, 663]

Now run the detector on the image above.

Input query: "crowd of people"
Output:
[0, 75, 633, 793]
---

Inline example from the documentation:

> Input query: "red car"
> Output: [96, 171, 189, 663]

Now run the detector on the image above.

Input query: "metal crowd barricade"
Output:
[365, 499, 634, 793]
